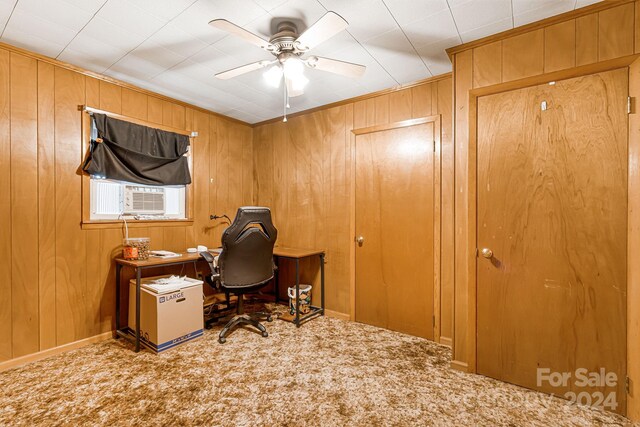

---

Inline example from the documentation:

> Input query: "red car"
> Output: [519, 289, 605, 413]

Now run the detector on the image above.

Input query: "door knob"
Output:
[356, 236, 364, 246]
[480, 248, 493, 259]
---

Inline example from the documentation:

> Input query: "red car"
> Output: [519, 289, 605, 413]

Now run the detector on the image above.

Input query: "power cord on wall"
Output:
[210, 214, 231, 225]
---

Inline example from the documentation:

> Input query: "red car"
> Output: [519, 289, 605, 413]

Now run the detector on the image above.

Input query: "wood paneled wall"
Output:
[252, 75, 454, 343]
[0, 47, 253, 363]
[448, 0, 640, 419]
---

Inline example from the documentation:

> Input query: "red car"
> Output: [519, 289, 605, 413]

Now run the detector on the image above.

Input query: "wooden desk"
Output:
[273, 247, 325, 327]
[115, 247, 325, 352]
[115, 253, 201, 352]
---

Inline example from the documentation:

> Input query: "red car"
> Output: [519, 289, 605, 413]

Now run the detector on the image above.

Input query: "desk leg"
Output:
[320, 253, 325, 316]
[135, 268, 141, 353]
[115, 263, 122, 337]
[295, 259, 300, 328]
[274, 256, 279, 303]
[193, 261, 198, 278]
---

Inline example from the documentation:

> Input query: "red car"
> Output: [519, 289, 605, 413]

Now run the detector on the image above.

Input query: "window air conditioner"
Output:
[123, 185, 166, 215]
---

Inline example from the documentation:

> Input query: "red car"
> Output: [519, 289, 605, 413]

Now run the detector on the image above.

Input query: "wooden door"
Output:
[477, 69, 628, 413]
[355, 122, 435, 339]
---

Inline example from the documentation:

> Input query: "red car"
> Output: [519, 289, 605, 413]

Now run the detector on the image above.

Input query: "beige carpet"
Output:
[0, 306, 634, 426]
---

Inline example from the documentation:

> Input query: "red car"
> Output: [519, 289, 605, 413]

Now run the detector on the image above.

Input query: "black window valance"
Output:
[82, 113, 192, 186]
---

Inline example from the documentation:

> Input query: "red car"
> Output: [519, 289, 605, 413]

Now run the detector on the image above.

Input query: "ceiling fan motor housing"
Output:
[269, 21, 306, 54]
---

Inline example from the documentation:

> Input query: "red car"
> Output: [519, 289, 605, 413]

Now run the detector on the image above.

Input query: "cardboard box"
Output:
[128, 275, 204, 353]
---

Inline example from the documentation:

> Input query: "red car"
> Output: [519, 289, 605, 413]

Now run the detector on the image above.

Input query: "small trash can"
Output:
[288, 284, 312, 315]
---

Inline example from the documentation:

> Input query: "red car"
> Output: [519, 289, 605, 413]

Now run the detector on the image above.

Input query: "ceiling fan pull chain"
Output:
[283, 82, 288, 122]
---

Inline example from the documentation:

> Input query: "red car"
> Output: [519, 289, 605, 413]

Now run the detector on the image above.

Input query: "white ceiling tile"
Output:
[362, 28, 416, 64]
[425, 59, 452, 76]
[268, 0, 325, 30]
[13, 0, 95, 32]
[320, 0, 397, 41]
[189, 45, 243, 73]
[382, 52, 431, 82]
[450, 0, 511, 33]
[97, 0, 167, 37]
[226, 109, 268, 123]
[240, 13, 274, 39]
[252, 0, 288, 12]
[447, 0, 470, 6]
[0, 1, 15, 32]
[415, 36, 457, 76]
[459, 17, 512, 43]
[333, 82, 370, 100]
[173, 59, 215, 83]
[239, 102, 277, 119]
[57, 47, 112, 73]
[513, 0, 574, 26]
[361, 77, 397, 93]
[576, 0, 602, 8]
[6, 7, 77, 45]
[127, 0, 196, 21]
[356, 60, 398, 90]
[61, 33, 129, 70]
[147, 23, 209, 58]
[79, 17, 148, 52]
[0, 33, 64, 59]
[151, 70, 211, 98]
[402, 8, 460, 47]
[119, 40, 187, 72]
[384, 0, 449, 26]
[59, 0, 107, 14]
[172, 0, 268, 44]
[512, 0, 568, 15]
[213, 91, 263, 112]
[105, 50, 166, 80]
[1, 8, 77, 56]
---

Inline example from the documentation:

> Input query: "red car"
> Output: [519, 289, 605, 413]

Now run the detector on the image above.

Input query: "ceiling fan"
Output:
[209, 12, 366, 120]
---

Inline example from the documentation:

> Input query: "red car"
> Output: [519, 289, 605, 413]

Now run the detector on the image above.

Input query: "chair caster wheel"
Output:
[267, 316, 273, 322]
[261, 331, 268, 338]
[218, 337, 226, 344]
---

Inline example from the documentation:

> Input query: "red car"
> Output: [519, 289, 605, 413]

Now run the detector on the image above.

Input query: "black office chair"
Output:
[201, 206, 278, 344]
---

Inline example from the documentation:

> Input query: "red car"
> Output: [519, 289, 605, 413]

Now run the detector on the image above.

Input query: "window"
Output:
[81, 107, 194, 226]
[89, 178, 186, 220]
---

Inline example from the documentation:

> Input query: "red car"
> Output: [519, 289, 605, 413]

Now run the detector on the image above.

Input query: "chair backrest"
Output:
[218, 206, 277, 289]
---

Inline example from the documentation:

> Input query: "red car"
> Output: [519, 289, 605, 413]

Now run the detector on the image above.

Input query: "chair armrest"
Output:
[200, 251, 220, 289]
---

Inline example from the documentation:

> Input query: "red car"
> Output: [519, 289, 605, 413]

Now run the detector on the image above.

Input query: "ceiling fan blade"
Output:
[215, 60, 275, 80]
[294, 11, 348, 51]
[305, 56, 366, 78]
[209, 19, 275, 51]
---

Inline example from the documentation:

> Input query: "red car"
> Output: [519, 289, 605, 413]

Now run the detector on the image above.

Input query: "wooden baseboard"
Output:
[324, 309, 350, 321]
[450, 360, 469, 372]
[0, 331, 113, 373]
[439, 336, 452, 348]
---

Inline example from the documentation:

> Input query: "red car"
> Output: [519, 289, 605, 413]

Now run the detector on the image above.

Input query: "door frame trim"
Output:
[349, 115, 442, 342]
[465, 55, 639, 377]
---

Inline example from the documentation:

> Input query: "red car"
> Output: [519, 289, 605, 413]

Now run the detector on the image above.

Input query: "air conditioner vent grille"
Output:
[132, 192, 164, 211]
[124, 185, 165, 215]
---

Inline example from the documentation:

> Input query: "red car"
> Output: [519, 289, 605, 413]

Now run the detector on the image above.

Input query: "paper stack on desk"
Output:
[141, 275, 195, 294]
[149, 250, 181, 258]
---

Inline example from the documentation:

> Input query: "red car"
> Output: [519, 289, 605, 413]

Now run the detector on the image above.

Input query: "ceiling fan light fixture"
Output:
[291, 73, 309, 92]
[283, 57, 305, 81]
[263, 65, 283, 88]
